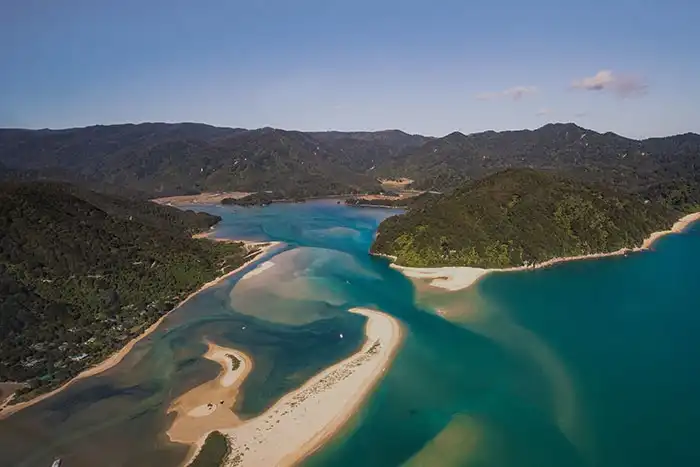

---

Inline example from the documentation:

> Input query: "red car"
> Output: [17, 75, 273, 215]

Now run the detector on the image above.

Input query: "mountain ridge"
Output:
[1, 122, 698, 207]
[0, 180, 252, 401]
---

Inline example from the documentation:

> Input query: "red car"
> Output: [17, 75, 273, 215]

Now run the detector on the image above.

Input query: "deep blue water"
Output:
[1, 201, 699, 467]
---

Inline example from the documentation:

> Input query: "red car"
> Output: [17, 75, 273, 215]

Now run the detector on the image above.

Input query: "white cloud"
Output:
[476, 85, 538, 101]
[572, 70, 647, 98]
[536, 108, 552, 117]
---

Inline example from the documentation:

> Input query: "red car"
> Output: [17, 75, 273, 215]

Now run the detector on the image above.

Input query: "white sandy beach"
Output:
[393, 211, 700, 292]
[171, 307, 403, 467]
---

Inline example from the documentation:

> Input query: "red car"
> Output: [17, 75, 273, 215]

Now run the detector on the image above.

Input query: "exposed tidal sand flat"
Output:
[404, 414, 484, 467]
[392, 265, 490, 291]
[167, 343, 252, 451]
[192, 233, 282, 254]
[0, 240, 278, 421]
[152, 191, 253, 205]
[238, 260, 275, 280]
[231, 247, 382, 325]
[394, 211, 700, 292]
[172, 307, 403, 467]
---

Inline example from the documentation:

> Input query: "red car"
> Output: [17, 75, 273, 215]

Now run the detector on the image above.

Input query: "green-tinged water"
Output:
[1, 201, 699, 467]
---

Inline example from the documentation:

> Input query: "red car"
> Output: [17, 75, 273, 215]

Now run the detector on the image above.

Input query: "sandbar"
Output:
[172, 307, 403, 467]
[238, 261, 275, 280]
[152, 192, 253, 206]
[393, 211, 700, 292]
[391, 265, 490, 291]
[167, 342, 253, 459]
[0, 240, 279, 420]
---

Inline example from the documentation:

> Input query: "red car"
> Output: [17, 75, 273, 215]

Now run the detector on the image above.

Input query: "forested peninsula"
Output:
[0, 182, 255, 403]
[371, 169, 680, 268]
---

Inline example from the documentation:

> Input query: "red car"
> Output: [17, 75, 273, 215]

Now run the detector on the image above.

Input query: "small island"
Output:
[345, 196, 409, 208]
[345, 191, 440, 209]
[371, 169, 681, 268]
[221, 192, 307, 207]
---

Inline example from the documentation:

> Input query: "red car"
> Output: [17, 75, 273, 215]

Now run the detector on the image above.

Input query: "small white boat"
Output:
[51, 459, 62, 467]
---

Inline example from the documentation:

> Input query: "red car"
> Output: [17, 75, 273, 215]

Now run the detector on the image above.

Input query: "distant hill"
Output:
[0, 124, 427, 198]
[371, 169, 678, 268]
[0, 181, 251, 402]
[1, 122, 698, 208]
[376, 123, 700, 210]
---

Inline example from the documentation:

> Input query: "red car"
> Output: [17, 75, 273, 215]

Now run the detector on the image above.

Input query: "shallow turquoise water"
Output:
[1, 201, 699, 467]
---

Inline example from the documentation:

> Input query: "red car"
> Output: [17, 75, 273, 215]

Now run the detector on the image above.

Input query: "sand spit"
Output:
[393, 211, 700, 292]
[392, 265, 490, 291]
[152, 192, 253, 206]
[167, 343, 252, 457]
[0, 240, 278, 420]
[220, 308, 402, 467]
[173, 307, 403, 467]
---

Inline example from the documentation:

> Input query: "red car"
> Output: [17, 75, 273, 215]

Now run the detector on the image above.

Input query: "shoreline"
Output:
[171, 307, 404, 467]
[0, 240, 280, 420]
[152, 192, 253, 205]
[392, 211, 700, 292]
[154, 192, 339, 207]
[154, 191, 419, 208]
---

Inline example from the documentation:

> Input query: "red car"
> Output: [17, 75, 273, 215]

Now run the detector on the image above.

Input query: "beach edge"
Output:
[0, 240, 280, 420]
[389, 211, 700, 292]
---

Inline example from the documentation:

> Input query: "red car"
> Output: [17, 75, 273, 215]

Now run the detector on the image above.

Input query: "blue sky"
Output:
[2, 0, 698, 138]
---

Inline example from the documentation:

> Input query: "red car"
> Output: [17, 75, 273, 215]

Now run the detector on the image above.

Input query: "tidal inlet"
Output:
[1, 201, 700, 467]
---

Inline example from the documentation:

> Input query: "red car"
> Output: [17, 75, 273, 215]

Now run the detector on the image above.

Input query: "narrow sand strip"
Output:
[152, 192, 253, 205]
[173, 308, 403, 467]
[0, 240, 278, 420]
[393, 211, 700, 292]
[238, 261, 275, 280]
[219, 308, 402, 467]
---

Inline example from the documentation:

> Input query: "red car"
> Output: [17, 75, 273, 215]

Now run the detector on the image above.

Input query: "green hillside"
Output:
[0, 182, 254, 403]
[371, 169, 679, 268]
[1, 123, 699, 209]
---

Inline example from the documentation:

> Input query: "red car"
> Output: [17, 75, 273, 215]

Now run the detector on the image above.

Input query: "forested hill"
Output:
[0, 182, 252, 404]
[375, 123, 700, 210]
[1, 122, 698, 209]
[0, 124, 428, 198]
[371, 169, 678, 268]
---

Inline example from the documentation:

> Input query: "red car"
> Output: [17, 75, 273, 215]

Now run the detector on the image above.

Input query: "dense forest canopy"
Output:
[1, 122, 698, 208]
[375, 124, 700, 210]
[0, 182, 254, 402]
[0, 124, 427, 198]
[371, 169, 679, 268]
